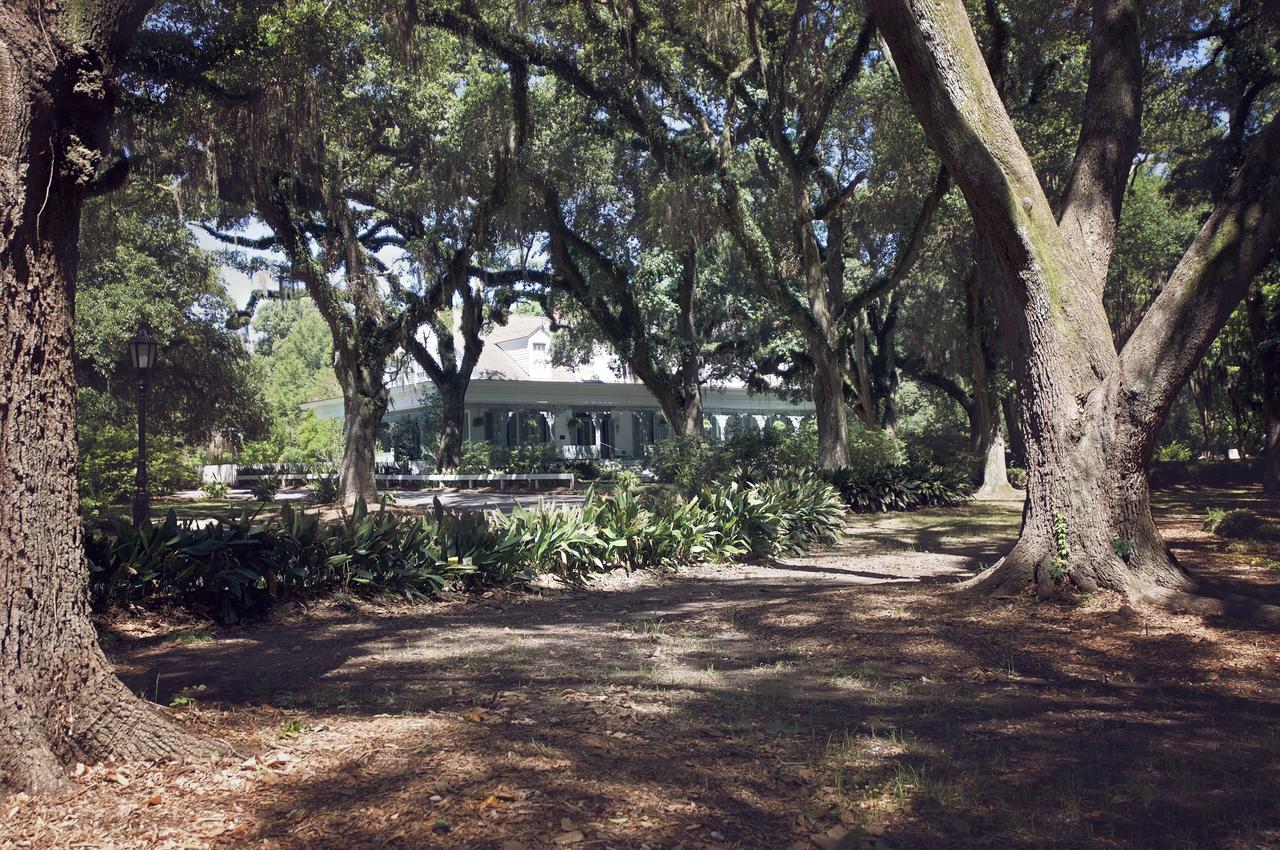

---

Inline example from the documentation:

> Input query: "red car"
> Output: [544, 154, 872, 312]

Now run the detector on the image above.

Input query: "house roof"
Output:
[474, 342, 527, 380]
[404, 311, 618, 386]
[485, 314, 549, 346]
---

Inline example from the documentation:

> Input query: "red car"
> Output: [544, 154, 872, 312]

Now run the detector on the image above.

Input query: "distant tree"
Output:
[76, 180, 269, 449]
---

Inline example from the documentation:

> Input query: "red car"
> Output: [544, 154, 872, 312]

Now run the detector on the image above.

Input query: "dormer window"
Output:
[532, 342, 547, 353]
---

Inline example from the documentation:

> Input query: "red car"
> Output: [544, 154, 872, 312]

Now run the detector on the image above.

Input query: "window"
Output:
[532, 342, 547, 353]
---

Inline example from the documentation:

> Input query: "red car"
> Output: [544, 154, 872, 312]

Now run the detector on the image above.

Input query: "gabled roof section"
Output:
[486, 314, 549, 346]
[474, 342, 529, 380]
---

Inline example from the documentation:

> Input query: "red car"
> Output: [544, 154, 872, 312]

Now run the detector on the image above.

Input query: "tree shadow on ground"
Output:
[207, 588, 1277, 848]
[101, 488, 1280, 849]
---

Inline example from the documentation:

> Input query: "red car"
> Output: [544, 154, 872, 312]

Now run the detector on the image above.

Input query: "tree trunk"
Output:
[1001, 393, 1027, 469]
[672, 389, 704, 439]
[1246, 285, 1279, 493]
[851, 316, 877, 427]
[339, 381, 386, 505]
[672, 248, 704, 440]
[1, 3, 208, 792]
[976, 386, 1185, 597]
[812, 353, 849, 470]
[437, 380, 467, 471]
[873, 0, 1280, 601]
[974, 417, 1019, 498]
[1263, 409, 1280, 495]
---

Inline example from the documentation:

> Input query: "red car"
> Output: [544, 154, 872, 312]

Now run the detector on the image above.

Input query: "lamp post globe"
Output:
[129, 323, 158, 527]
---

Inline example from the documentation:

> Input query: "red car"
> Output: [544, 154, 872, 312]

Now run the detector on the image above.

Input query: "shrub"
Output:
[1156, 441, 1196, 462]
[79, 426, 196, 515]
[1007, 467, 1028, 489]
[457, 440, 494, 472]
[505, 443, 561, 473]
[824, 462, 969, 513]
[697, 475, 844, 558]
[490, 504, 606, 585]
[248, 475, 280, 502]
[847, 420, 905, 472]
[86, 499, 480, 621]
[310, 470, 340, 503]
[649, 435, 715, 490]
[201, 479, 230, 500]
[84, 476, 848, 618]
[1202, 508, 1263, 538]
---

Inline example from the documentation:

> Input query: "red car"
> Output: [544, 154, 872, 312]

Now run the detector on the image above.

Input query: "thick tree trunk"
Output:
[1246, 286, 1279, 493]
[812, 353, 849, 470]
[661, 389, 704, 440]
[1001, 393, 1026, 469]
[974, 390, 1185, 598]
[974, 417, 1019, 498]
[338, 381, 386, 505]
[437, 380, 467, 471]
[1, 5, 207, 792]
[873, 0, 1280, 601]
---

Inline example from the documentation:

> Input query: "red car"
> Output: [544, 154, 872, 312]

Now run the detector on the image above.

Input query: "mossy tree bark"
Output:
[871, 0, 1280, 599]
[0, 0, 214, 793]
[1246, 284, 1280, 494]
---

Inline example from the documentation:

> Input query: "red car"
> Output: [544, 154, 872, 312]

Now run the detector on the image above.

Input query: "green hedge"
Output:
[79, 426, 198, 516]
[823, 462, 970, 512]
[86, 476, 847, 622]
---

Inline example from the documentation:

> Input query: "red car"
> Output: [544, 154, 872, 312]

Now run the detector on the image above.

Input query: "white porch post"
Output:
[788, 415, 803, 432]
[711, 414, 730, 441]
[616, 411, 635, 458]
[589, 411, 604, 458]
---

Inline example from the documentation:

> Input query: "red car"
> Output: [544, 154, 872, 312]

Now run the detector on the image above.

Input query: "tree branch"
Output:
[1056, 0, 1142, 290]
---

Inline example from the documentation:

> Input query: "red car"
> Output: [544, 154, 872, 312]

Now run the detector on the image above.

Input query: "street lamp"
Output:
[129, 322, 158, 527]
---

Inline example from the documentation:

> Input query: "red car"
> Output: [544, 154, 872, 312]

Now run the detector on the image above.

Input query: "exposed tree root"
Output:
[2, 657, 224, 794]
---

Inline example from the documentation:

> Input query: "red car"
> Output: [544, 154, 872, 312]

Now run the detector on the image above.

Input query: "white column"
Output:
[753, 414, 768, 432]
[616, 411, 635, 458]
[590, 412, 604, 458]
[712, 414, 730, 440]
[788, 415, 803, 432]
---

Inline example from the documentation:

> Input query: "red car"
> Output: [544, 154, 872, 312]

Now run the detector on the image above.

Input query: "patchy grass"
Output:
[171, 629, 218, 645]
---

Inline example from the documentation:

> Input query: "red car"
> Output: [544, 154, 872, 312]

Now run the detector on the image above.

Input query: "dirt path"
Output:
[5, 491, 1279, 850]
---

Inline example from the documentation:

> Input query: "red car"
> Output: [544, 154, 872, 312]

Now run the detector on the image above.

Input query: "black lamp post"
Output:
[129, 323, 158, 527]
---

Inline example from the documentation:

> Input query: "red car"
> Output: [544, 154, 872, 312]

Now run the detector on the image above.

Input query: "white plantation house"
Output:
[301, 315, 816, 461]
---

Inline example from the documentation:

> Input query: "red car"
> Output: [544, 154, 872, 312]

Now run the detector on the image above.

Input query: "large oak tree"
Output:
[0, 0, 209, 792]
[870, 0, 1280, 600]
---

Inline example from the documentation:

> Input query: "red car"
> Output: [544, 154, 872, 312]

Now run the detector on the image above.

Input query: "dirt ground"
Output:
[4, 487, 1279, 850]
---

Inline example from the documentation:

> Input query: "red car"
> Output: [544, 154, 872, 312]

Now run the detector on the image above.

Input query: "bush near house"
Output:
[85, 477, 847, 622]
[647, 428, 969, 513]
[824, 463, 970, 513]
